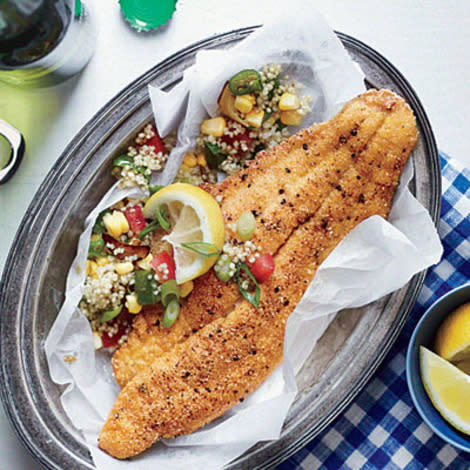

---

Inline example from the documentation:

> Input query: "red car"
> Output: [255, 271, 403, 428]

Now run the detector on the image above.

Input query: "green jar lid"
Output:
[119, 0, 177, 32]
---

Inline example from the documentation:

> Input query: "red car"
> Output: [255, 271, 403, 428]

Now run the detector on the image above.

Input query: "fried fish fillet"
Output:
[99, 89, 418, 458]
[112, 90, 397, 387]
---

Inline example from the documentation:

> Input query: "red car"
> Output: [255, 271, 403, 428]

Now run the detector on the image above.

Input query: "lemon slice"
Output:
[434, 302, 470, 362]
[143, 183, 225, 284]
[420, 346, 470, 435]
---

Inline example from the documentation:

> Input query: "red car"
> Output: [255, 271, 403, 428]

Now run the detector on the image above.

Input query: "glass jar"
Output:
[0, 0, 97, 87]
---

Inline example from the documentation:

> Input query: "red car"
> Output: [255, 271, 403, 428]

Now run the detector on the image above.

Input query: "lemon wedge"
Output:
[420, 346, 470, 435]
[143, 183, 225, 284]
[434, 302, 470, 362]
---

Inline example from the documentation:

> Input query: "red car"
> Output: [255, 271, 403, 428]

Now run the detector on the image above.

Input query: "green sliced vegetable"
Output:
[156, 205, 170, 231]
[149, 184, 163, 195]
[204, 141, 227, 169]
[138, 219, 160, 240]
[134, 270, 160, 305]
[236, 211, 256, 241]
[92, 209, 111, 235]
[100, 305, 123, 323]
[161, 280, 180, 307]
[113, 154, 135, 169]
[162, 299, 180, 328]
[228, 69, 263, 96]
[236, 262, 260, 308]
[88, 234, 106, 259]
[181, 241, 221, 257]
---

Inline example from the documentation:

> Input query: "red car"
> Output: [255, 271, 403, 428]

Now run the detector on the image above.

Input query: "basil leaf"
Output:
[87, 235, 105, 259]
[134, 270, 160, 305]
[204, 141, 227, 169]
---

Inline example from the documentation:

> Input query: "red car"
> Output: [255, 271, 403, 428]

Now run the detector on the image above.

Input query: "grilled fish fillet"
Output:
[99, 89, 418, 458]
[112, 90, 398, 387]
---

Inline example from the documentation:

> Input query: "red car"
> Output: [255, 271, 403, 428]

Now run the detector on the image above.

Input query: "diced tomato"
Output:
[101, 310, 132, 349]
[221, 120, 253, 157]
[124, 205, 146, 234]
[250, 253, 275, 283]
[143, 126, 165, 154]
[150, 251, 176, 282]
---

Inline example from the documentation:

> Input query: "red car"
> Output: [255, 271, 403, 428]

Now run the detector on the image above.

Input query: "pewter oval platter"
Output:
[0, 28, 440, 469]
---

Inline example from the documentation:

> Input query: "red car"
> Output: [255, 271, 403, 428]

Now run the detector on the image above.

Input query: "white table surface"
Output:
[0, 1, 469, 468]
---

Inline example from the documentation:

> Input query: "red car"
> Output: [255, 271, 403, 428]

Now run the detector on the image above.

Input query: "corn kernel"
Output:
[115, 261, 134, 275]
[245, 108, 265, 128]
[137, 254, 153, 270]
[86, 260, 98, 277]
[197, 154, 207, 167]
[93, 331, 103, 350]
[234, 94, 255, 114]
[279, 92, 300, 111]
[180, 280, 194, 298]
[96, 256, 111, 267]
[280, 110, 304, 126]
[126, 293, 142, 314]
[183, 152, 198, 167]
[103, 210, 129, 238]
[200, 116, 226, 137]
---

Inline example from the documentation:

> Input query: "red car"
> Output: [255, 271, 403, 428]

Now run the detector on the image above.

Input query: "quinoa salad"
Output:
[81, 64, 312, 350]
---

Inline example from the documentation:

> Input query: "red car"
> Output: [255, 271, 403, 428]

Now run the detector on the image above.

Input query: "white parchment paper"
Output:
[45, 5, 443, 470]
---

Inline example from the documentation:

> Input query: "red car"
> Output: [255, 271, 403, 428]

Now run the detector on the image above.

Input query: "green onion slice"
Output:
[236, 211, 256, 241]
[161, 280, 180, 307]
[162, 299, 180, 328]
[156, 204, 170, 231]
[138, 219, 160, 240]
[100, 305, 123, 323]
[181, 241, 221, 257]
[228, 69, 263, 95]
[236, 262, 260, 308]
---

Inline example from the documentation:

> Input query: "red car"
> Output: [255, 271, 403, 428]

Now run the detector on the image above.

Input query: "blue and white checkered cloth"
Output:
[279, 153, 470, 469]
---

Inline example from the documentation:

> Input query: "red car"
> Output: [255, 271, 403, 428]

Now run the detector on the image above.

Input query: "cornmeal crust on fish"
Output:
[99, 89, 418, 459]
[112, 88, 404, 387]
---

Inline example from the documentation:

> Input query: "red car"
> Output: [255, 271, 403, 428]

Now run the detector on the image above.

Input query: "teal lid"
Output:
[119, 0, 177, 32]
